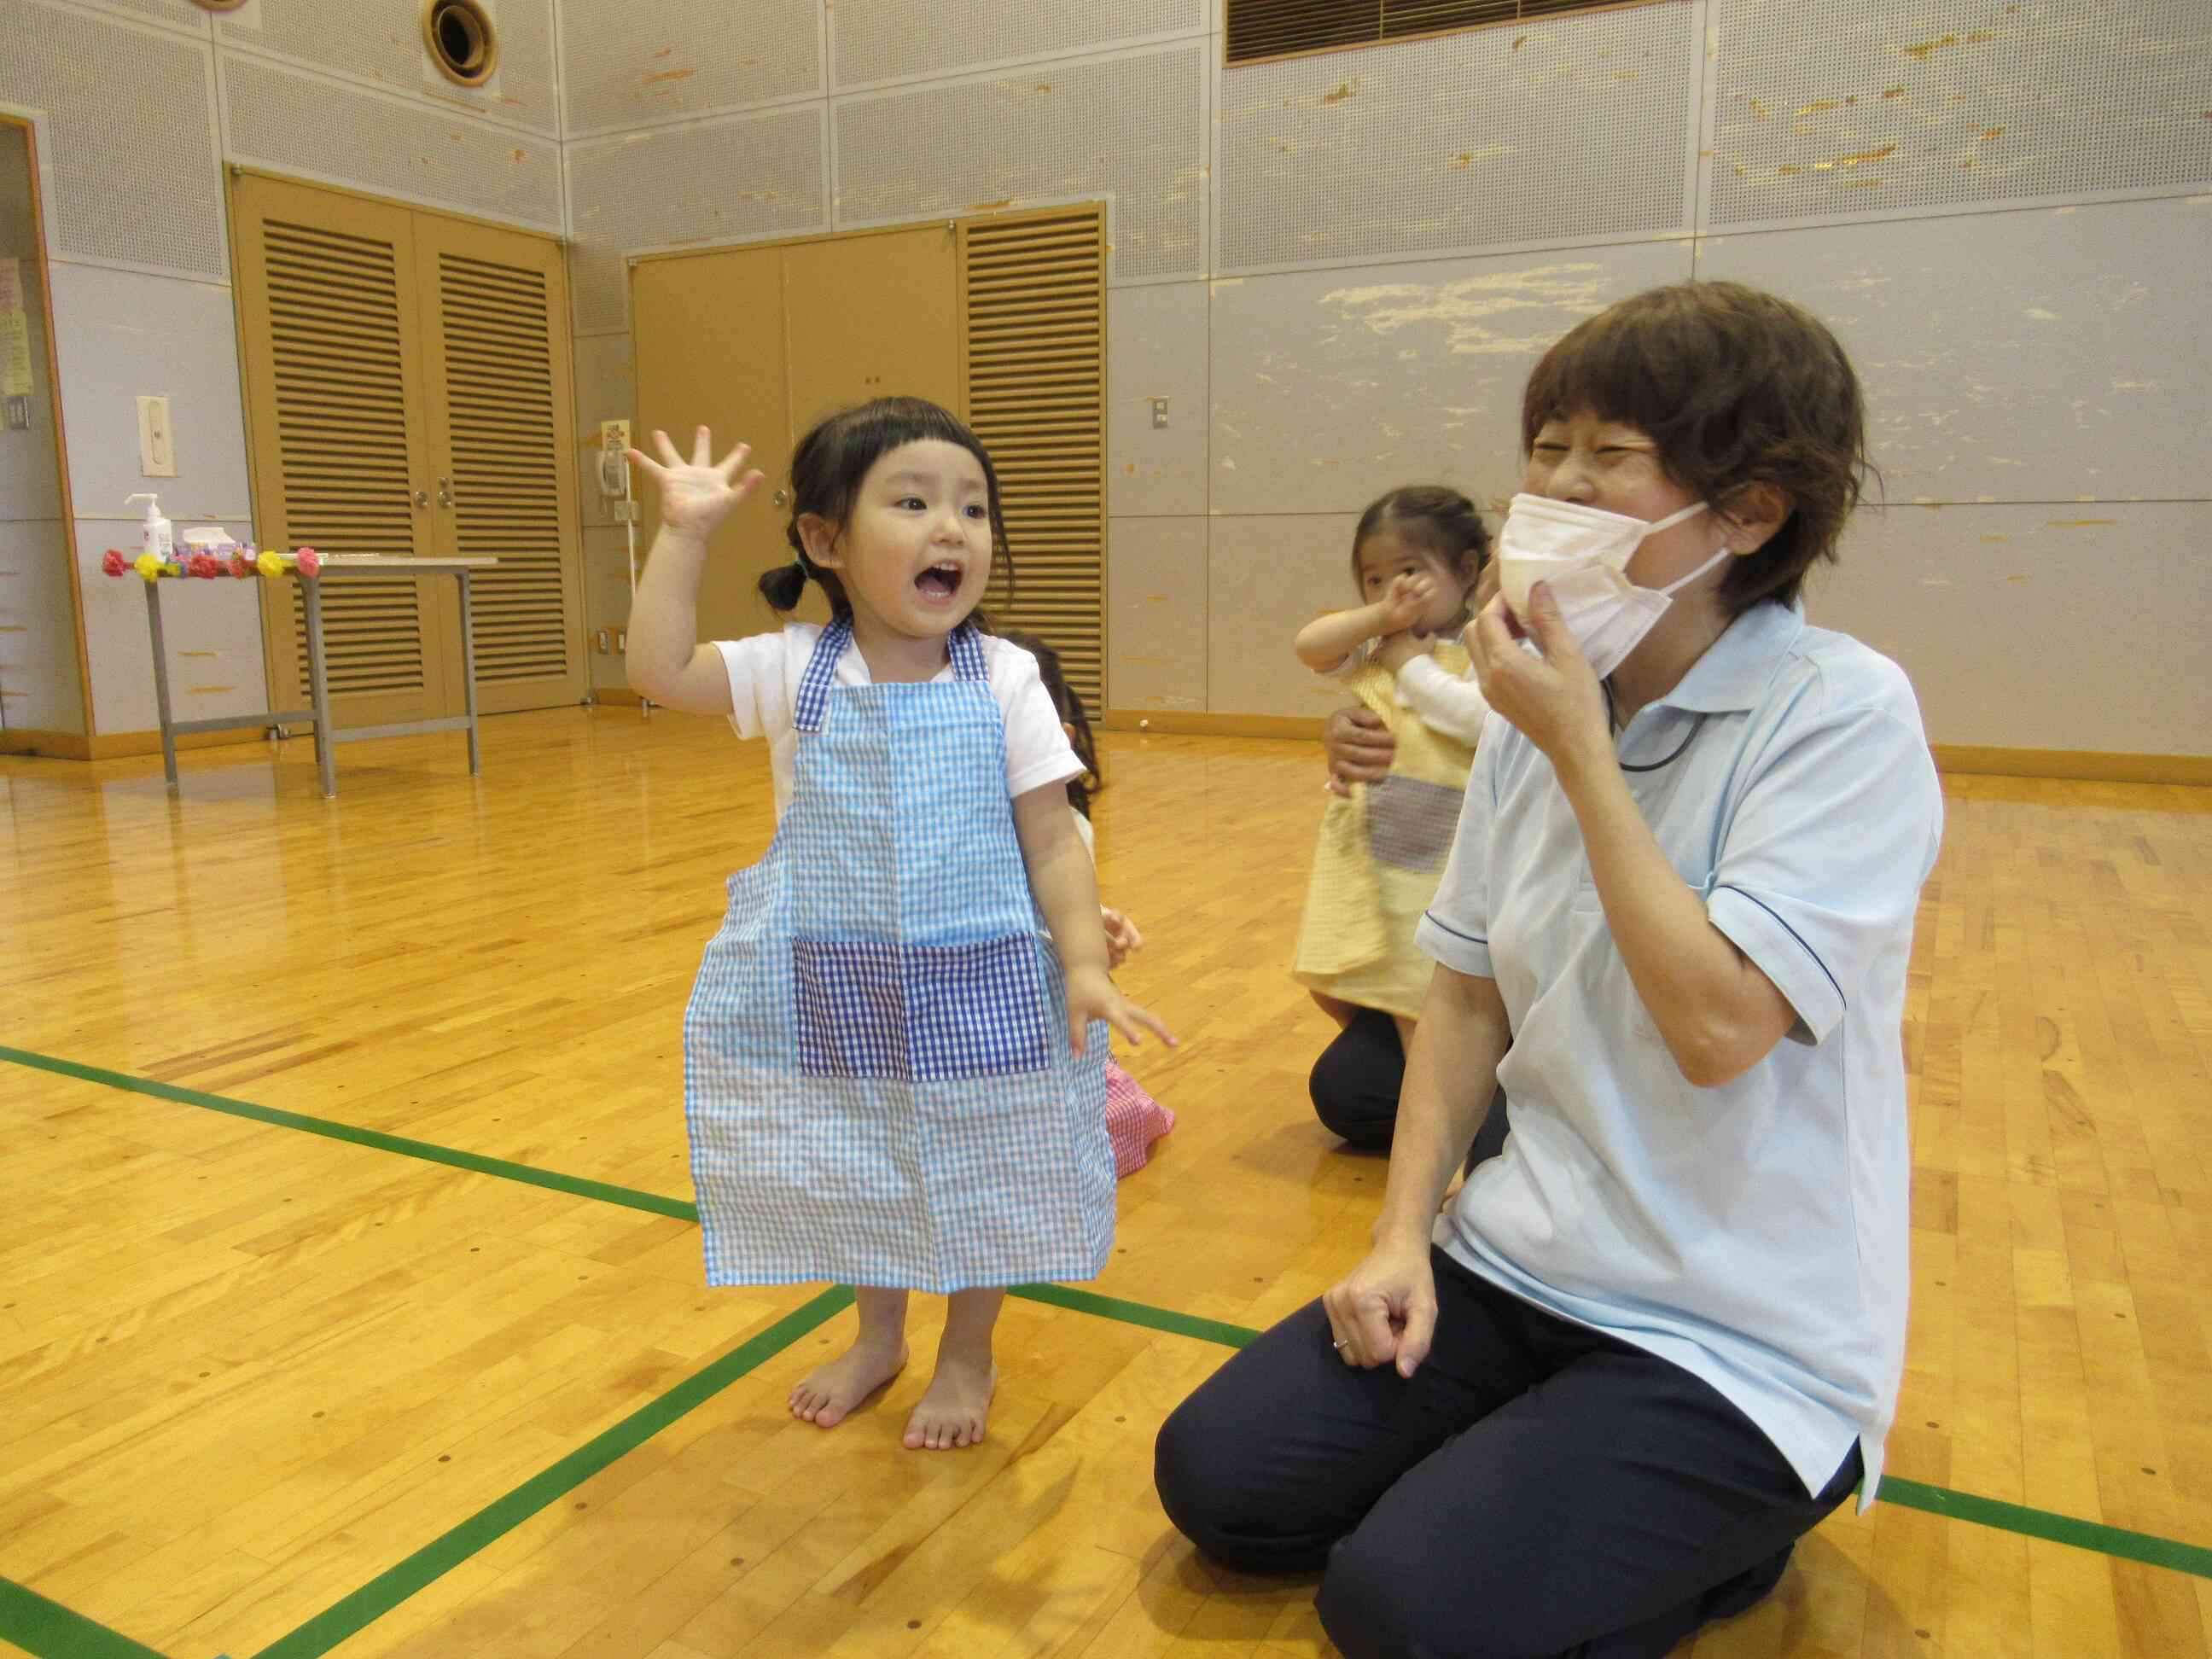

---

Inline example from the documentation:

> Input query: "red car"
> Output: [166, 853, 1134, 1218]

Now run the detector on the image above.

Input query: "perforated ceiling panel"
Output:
[565, 104, 826, 333]
[832, 0, 1204, 91]
[1218, 8, 1694, 273]
[222, 54, 562, 230]
[560, 0, 820, 136]
[1710, 0, 2212, 225]
[0, 0, 224, 277]
[835, 45, 1207, 282]
[217, 0, 559, 136]
[67, 0, 208, 33]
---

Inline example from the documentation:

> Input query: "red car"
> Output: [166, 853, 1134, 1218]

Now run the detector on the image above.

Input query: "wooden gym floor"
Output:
[1, 708, 2208, 1658]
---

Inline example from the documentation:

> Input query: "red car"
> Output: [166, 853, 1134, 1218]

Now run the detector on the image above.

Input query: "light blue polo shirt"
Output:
[1416, 600, 1941, 1509]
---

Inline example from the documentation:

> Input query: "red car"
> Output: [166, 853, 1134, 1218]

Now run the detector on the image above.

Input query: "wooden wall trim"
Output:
[1, 726, 272, 760]
[1102, 718, 2212, 786]
[1929, 745, 2212, 788]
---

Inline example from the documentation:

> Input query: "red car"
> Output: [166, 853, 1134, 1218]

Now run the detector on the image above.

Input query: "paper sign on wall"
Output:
[0, 257, 31, 399]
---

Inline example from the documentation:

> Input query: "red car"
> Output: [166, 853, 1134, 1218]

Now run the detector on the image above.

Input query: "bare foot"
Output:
[789, 1336, 907, 1429]
[902, 1352, 997, 1450]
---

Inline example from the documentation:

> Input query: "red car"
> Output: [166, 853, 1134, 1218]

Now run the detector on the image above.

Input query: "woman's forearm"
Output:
[1374, 967, 1512, 1249]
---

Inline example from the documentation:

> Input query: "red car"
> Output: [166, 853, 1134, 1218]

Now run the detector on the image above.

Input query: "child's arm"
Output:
[1294, 573, 1437, 672]
[625, 427, 767, 715]
[1012, 786, 1176, 1055]
[1376, 632, 1491, 747]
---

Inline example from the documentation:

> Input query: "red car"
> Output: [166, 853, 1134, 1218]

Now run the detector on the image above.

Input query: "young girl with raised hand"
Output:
[1289, 487, 1493, 1144]
[626, 398, 1172, 1452]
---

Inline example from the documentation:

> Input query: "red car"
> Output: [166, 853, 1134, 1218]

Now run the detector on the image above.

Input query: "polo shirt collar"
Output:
[1648, 600, 1805, 716]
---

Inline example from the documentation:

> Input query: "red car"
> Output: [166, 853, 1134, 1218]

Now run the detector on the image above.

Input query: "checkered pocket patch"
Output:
[1364, 774, 1464, 871]
[792, 934, 1049, 1082]
[793, 940, 911, 1080]
[908, 934, 1050, 1081]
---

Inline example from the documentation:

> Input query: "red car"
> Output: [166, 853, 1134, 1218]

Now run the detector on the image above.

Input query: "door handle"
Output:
[437, 477, 452, 509]
[772, 488, 789, 508]
[414, 488, 429, 507]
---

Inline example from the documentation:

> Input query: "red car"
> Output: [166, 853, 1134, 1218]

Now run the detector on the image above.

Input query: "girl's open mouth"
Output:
[916, 563, 962, 598]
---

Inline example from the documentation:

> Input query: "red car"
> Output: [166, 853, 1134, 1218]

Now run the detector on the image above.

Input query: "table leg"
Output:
[144, 579, 179, 789]
[457, 570, 481, 776]
[300, 576, 338, 799]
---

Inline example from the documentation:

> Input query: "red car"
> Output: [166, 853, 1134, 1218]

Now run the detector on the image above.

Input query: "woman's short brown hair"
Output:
[1521, 282, 1874, 614]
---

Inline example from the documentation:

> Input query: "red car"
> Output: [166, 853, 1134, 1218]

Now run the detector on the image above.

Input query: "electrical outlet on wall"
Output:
[137, 395, 177, 476]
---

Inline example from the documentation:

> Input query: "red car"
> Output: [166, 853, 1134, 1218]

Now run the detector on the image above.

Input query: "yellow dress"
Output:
[1292, 641, 1477, 1021]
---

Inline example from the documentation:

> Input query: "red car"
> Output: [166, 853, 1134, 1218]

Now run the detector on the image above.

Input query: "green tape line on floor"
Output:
[0, 1045, 696, 1223]
[247, 1286, 853, 1659]
[0, 1574, 172, 1659]
[10, 1043, 2212, 1592]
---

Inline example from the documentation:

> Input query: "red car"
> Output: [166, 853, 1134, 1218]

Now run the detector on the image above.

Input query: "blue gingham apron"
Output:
[683, 620, 1116, 1293]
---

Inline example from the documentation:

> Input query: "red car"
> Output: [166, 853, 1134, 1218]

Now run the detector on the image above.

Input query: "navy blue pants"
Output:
[1311, 1006, 1508, 1167]
[1155, 1248, 1859, 1658]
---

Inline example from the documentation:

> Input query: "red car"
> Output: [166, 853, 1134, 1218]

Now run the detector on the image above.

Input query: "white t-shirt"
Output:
[713, 623, 1083, 820]
[1324, 637, 1492, 747]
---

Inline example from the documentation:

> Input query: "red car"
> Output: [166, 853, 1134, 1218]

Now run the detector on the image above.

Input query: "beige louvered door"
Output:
[414, 214, 585, 713]
[959, 206, 1108, 709]
[234, 173, 444, 727]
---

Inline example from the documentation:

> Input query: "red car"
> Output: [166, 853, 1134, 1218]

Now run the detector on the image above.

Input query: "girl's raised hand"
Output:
[1064, 964, 1175, 1057]
[1376, 572, 1435, 634]
[627, 426, 766, 538]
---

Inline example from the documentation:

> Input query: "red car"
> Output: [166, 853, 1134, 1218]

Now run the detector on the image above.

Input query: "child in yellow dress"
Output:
[1292, 486, 1493, 1065]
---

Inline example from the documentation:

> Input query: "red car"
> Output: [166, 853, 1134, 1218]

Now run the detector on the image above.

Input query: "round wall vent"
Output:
[423, 0, 498, 89]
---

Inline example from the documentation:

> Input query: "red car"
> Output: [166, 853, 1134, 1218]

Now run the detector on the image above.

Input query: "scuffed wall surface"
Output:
[554, 0, 2210, 749]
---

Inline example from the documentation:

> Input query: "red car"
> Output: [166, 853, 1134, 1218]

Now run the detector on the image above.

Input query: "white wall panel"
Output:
[1709, 0, 2212, 228]
[1218, 9, 1697, 274]
[834, 44, 1207, 282]
[1812, 503, 2209, 754]
[1208, 513, 1359, 719]
[0, 1, 225, 278]
[832, 0, 1204, 91]
[1109, 282, 1208, 519]
[1106, 515, 1208, 713]
[1209, 241, 1693, 518]
[561, 0, 820, 136]
[0, 520, 87, 736]
[221, 52, 562, 230]
[48, 262, 253, 529]
[1698, 198, 2212, 504]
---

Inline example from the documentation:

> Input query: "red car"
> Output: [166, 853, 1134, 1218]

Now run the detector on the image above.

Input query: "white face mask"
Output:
[1495, 493, 1732, 678]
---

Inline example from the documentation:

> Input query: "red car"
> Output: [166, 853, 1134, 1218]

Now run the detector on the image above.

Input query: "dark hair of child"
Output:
[1349, 485, 1492, 594]
[1520, 280, 1875, 616]
[758, 396, 1014, 621]
[998, 628, 1102, 821]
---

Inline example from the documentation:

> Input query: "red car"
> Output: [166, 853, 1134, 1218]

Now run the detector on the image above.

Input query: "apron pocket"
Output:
[794, 940, 911, 1080]
[1365, 774, 1464, 871]
[908, 934, 1051, 1080]
[792, 934, 1050, 1082]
